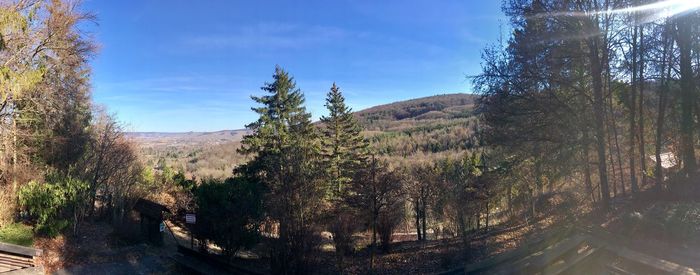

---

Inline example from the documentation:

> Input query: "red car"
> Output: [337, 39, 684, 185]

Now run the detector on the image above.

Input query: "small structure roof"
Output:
[134, 198, 170, 219]
[649, 152, 678, 169]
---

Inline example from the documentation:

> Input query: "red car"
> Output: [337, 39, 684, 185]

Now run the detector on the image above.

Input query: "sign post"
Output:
[185, 214, 196, 249]
[185, 214, 196, 224]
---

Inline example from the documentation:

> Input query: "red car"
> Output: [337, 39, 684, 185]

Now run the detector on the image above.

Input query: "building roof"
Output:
[134, 198, 170, 219]
[649, 152, 678, 169]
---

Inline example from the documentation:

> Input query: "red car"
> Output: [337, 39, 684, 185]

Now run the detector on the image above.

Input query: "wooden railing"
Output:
[0, 242, 42, 273]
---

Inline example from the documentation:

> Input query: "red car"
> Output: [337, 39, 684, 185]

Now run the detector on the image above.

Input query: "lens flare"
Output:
[602, 0, 700, 16]
[652, 0, 700, 18]
[530, 0, 700, 23]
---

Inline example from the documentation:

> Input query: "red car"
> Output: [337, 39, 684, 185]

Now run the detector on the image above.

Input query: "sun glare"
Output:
[604, 0, 700, 21]
[531, 0, 700, 23]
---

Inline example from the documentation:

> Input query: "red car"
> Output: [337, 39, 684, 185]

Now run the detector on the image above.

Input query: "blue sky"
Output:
[81, 0, 505, 132]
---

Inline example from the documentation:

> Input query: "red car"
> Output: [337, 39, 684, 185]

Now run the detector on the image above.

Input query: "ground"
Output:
[34, 221, 182, 274]
[21, 187, 700, 274]
[311, 216, 564, 274]
[23, 205, 570, 274]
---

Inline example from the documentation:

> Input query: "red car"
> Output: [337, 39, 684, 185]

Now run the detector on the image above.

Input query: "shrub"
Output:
[377, 210, 402, 253]
[270, 225, 323, 275]
[329, 210, 358, 256]
[18, 174, 88, 237]
[327, 208, 359, 274]
[173, 171, 196, 191]
[194, 177, 263, 257]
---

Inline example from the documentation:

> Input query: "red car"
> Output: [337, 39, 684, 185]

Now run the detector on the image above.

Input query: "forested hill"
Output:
[132, 93, 479, 178]
[356, 93, 480, 163]
[355, 93, 477, 131]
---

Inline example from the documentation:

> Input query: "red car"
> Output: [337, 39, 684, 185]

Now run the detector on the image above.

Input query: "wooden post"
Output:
[190, 225, 194, 250]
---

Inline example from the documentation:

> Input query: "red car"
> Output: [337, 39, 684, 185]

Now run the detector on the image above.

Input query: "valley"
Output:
[129, 93, 478, 179]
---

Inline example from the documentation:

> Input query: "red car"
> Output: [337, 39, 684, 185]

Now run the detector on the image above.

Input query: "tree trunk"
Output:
[534, 157, 543, 196]
[467, 215, 472, 233]
[485, 201, 490, 231]
[629, 23, 639, 193]
[676, 15, 697, 175]
[655, 31, 672, 189]
[421, 202, 427, 240]
[457, 208, 468, 245]
[588, 34, 611, 210]
[507, 183, 513, 217]
[602, 11, 624, 197]
[583, 130, 596, 203]
[414, 201, 422, 241]
[476, 213, 480, 231]
[638, 23, 647, 187]
[11, 115, 17, 192]
[607, 123, 618, 197]
[370, 207, 377, 274]
[613, 119, 626, 196]
[605, 42, 625, 195]
[529, 186, 536, 219]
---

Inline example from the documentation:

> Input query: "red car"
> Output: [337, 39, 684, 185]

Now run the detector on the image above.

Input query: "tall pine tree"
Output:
[238, 66, 324, 274]
[319, 83, 368, 272]
[320, 83, 368, 198]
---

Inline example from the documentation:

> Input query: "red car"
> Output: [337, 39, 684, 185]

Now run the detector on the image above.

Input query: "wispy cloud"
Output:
[96, 75, 255, 95]
[182, 23, 348, 50]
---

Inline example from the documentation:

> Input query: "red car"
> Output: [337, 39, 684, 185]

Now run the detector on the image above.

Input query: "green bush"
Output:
[18, 174, 88, 237]
[0, 223, 34, 246]
[173, 171, 196, 191]
[195, 177, 263, 257]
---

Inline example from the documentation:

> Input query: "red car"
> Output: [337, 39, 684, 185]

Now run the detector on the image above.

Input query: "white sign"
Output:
[185, 214, 196, 224]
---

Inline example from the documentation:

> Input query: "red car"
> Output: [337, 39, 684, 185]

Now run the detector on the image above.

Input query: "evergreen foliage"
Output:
[195, 177, 263, 257]
[320, 83, 368, 197]
[18, 173, 88, 237]
[239, 65, 325, 274]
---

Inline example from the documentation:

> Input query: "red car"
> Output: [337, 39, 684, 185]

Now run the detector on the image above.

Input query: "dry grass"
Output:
[0, 186, 15, 227]
[34, 221, 150, 274]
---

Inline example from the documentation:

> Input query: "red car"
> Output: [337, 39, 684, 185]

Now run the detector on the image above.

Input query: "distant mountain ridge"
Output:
[354, 93, 477, 131]
[126, 129, 249, 138]
[356, 93, 475, 120]
[127, 93, 478, 137]
[129, 93, 478, 178]
[126, 129, 250, 149]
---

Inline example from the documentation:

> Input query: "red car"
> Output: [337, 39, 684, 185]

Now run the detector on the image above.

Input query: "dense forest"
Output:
[131, 130, 249, 179]
[476, 0, 700, 211]
[0, 0, 152, 235]
[2, 0, 700, 274]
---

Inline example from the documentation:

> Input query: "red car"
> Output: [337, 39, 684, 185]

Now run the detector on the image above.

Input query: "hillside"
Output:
[126, 130, 250, 179]
[356, 93, 477, 131]
[130, 93, 479, 178]
[357, 94, 479, 163]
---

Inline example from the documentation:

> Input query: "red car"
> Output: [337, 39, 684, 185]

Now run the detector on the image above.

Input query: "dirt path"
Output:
[52, 254, 177, 275]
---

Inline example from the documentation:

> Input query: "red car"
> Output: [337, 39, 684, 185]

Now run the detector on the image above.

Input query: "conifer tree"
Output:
[238, 66, 324, 274]
[319, 83, 368, 272]
[320, 83, 368, 198]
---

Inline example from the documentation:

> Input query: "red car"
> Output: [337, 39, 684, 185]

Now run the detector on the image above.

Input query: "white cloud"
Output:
[182, 23, 348, 50]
